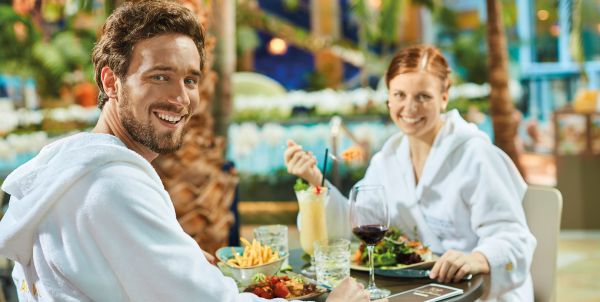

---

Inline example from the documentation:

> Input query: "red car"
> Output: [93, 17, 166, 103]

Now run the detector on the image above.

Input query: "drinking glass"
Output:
[350, 184, 390, 299]
[253, 225, 289, 266]
[314, 238, 351, 288]
[295, 186, 329, 277]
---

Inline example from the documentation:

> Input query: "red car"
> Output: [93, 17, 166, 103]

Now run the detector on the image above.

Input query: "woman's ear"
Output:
[100, 66, 119, 100]
[441, 91, 449, 112]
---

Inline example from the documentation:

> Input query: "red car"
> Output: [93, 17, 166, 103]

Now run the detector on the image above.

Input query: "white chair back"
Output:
[523, 186, 563, 302]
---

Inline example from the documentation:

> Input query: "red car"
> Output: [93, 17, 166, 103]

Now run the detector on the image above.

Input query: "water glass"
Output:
[314, 238, 351, 288]
[253, 224, 289, 266]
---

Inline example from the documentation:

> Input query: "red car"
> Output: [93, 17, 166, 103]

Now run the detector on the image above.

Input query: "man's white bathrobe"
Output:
[0, 133, 291, 302]
[324, 110, 536, 301]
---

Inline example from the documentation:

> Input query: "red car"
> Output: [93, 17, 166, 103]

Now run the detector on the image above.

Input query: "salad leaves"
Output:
[353, 227, 429, 267]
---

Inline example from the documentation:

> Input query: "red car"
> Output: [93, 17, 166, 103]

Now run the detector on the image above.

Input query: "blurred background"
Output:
[0, 0, 599, 301]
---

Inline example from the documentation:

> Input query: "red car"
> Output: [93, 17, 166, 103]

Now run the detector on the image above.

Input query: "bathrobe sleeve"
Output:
[83, 164, 290, 302]
[460, 140, 537, 298]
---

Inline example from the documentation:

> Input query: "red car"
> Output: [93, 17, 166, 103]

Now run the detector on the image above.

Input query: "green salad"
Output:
[353, 227, 430, 267]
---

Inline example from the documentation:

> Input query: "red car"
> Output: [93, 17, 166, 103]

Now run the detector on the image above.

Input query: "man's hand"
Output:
[326, 277, 388, 302]
[283, 140, 323, 187]
[202, 250, 216, 265]
[429, 250, 489, 283]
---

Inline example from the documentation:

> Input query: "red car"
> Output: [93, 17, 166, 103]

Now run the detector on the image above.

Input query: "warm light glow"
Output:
[367, 0, 381, 10]
[597, 23, 600, 33]
[268, 38, 288, 55]
[537, 10, 549, 21]
[550, 24, 560, 37]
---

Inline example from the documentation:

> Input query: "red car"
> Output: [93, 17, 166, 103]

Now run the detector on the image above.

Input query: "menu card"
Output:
[388, 283, 463, 302]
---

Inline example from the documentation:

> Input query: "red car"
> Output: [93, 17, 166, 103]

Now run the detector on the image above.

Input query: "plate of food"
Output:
[351, 227, 437, 272]
[242, 273, 328, 301]
[216, 238, 288, 287]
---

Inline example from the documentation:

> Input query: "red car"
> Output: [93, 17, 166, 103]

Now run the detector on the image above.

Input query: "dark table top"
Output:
[288, 249, 484, 302]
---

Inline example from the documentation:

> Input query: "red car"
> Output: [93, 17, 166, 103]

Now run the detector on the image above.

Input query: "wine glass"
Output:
[350, 184, 390, 299]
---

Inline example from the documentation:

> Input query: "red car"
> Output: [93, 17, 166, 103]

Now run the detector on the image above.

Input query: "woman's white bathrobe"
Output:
[323, 110, 536, 301]
[0, 133, 291, 302]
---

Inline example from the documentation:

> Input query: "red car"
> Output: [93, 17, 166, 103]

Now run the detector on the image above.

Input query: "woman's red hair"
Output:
[385, 45, 452, 91]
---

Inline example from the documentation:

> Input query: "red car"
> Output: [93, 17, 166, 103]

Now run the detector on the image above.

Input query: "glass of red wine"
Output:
[350, 184, 390, 300]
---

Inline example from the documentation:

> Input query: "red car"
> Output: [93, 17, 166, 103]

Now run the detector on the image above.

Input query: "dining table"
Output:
[288, 249, 484, 302]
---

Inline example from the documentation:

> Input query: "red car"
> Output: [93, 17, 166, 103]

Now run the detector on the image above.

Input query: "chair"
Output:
[522, 186, 563, 302]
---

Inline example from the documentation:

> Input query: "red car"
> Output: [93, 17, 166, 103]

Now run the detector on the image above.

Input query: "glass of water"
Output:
[253, 225, 289, 266]
[314, 238, 351, 288]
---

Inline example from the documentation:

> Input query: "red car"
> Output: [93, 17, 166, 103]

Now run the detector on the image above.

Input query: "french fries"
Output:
[226, 238, 280, 268]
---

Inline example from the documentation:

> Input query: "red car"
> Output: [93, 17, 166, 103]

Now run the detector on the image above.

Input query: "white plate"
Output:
[350, 258, 437, 271]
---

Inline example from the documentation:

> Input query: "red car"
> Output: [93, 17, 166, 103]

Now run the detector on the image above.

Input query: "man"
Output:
[0, 1, 378, 301]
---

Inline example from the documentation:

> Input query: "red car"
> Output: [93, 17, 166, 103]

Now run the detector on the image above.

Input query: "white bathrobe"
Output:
[0, 133, 290, 302]
[323, 110, 536, 301]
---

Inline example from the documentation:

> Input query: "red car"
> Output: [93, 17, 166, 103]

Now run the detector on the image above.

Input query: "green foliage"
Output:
[449, 27, 489, 84]
[53, 32, 89, 66]
[0, 5, 40, 75]
[232, 108, 290, 123]
[236, 25, 260, 56]
[412, 0, 434, 10]
[433, 5, 458, 34]
[282, 0, 299, 11]
[350, 0, 406, 48]
[0, 5, 96, 97]
[432, 5, 489, 84]
[447, 97, 490, 115]
[304, 71, 327, 91]
[29, 29, 95, 96]
[378, 0, 403, 46]
[350, 0, 378, 43]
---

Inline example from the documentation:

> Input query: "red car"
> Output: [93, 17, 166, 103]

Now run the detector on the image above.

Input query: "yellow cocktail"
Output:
[295, 185, 328, 276]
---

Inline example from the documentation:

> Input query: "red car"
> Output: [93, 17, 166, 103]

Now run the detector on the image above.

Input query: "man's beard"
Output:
[118, 88, 186, 154]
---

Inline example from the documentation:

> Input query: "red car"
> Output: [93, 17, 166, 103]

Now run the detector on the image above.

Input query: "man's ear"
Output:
[100, 66, 119, 100]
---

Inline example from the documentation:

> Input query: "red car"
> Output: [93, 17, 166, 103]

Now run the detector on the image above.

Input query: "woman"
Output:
[284, 45, 536, 301]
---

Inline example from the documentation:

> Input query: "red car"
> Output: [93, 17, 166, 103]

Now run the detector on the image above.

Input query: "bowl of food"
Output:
[216, 239, 288, 287]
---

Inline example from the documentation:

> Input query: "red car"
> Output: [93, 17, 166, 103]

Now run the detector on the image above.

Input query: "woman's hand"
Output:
[283, 139, 323, 187]
[326, 277, 388, 302]
[429, 250, 490, 283]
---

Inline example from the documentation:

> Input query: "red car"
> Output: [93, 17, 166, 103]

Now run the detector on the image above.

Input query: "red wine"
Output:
[352, 225, 388, 245]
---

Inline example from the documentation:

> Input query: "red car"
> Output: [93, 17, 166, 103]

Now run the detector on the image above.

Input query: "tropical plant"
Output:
[349, 0, 408, 85]
[152, 0, 239, 253]
[0, 4, 96, 98]
[486, 0, 524, 175]
[0, 5, 41, 88]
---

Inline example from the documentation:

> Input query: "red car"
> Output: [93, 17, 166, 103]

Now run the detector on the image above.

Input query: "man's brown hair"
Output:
[92, 0, 205, 109]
